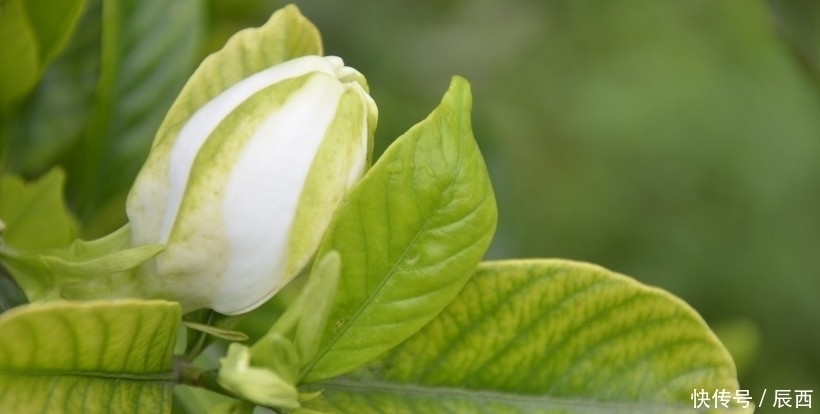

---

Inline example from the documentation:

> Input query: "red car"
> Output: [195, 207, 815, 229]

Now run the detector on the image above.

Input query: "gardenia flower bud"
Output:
[126, 55, 377, 315]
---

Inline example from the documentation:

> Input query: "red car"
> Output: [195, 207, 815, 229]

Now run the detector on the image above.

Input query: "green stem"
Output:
[175, 357, 238, 399]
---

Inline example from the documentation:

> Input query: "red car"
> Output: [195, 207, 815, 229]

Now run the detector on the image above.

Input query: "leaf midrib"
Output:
[305, 97, 470, 379]
[0, 369, 175, 382]
[310, 377, 714, 413]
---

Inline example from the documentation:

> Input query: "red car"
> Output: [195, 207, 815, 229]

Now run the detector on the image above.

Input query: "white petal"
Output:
[159, 56, 337, 244]
[212, 73, 346, 314]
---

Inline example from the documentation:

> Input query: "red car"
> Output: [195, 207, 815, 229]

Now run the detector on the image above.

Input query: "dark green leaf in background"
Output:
[65, 0, 203, 233]
[302, 76, 498, 383]
[0, 0, 40, 109]
[768, 0, 820, 81]
[302, 260, 749, 413]
[3, 0, 103, 176]
[0, 300, 181, 414]
[2, 0, 203, 236]
[0, 266, 27, 314]
[0, 0, 85, 108]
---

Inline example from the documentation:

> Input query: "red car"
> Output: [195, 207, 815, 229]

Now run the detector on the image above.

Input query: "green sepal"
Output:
[0, 169, 160, 304]
[252, 332, 301, 385]
[293, 251, 342, 366]
[216, 252, 341, 408]
[250, 251, 341, 380]
[218, 343, 300, 409]
[181, 321, 250, 342]
[0, 224, 163, 302]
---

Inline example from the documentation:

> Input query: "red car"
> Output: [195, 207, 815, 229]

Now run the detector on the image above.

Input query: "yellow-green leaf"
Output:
[301, 77, 497, 382]
[302, 260, 750, 413]
[0, 300, 181, 414]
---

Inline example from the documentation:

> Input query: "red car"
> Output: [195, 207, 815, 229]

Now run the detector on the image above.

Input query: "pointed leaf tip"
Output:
[302, 75, 497, 382]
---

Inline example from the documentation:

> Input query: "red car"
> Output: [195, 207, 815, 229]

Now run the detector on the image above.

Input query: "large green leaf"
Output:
[301, 260, 750, 413]
[0, 0, 85, 107]
[0, 299, 181, 414]
[0, 169, 77, 250]
[301, 76, 498, 382]
[64, 0, 203, 231]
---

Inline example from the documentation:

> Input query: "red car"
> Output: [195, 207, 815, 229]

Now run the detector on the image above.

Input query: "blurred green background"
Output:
[3, 0, 819, 411]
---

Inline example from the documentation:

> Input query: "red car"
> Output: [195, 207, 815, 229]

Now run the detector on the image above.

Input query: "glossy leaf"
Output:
[302, 76, 498, 382]
[0, 169, 77, 250]
[0, 300, 181, 414]
[301, 260, 750, 413]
